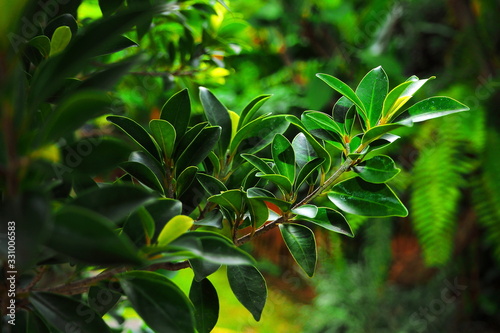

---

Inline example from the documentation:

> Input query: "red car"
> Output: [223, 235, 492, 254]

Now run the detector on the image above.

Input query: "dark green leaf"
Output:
[247, 198, 269, 228]
[43, 91, 110, 143]
[129, 151, 164, 181]
[200, 87, 232, 156]
[301, 111, 343, 143]
[295, 158, 324, 190]
[29, 36, 50, 58]
[197, 173, 227, 196]
[241, 154, 275, 175]
[44, 14, 78, 39]
[30, 292, 111, 333]
[120, 161, 164, 194]
[189, 278, 219, 333]
[147, 199, 183, 243]
[296, 207, 353, 237]
[238, 94, 272, 129]
[190, 259, 222, 282]
[48, 206, 142, 265]
[328, 177, 408, 217]
[194, 209, 224, 229]
[292, 132, 318, 169]
[107, 115, 161, 161]
[227, 265, 267, 321]
[119, 271, 195, 333]
[396, 97, 470, 124]
[230, 115, 289, 158]
[160, 89, 191, 139]
[88, 285, 122, 316]
[149, 119, 176, 159]
[272, 134, 295, 182]
[279, 223, 317, 277]
[332, 96, 354, 129]
[77, 56, 139, 91]
[316, 73, 366, 115]
[355, 66, 388, 127]
[175, 122, 208, 159]
[208, 189, 246, 214]
[70, 184, 155, 222]
[99, 0, 124, 16]
[177, 166, 198, 197]
[246, 187, 291, 212]
[353, 155, 400, 183]
[256, 173, 293, 195]
[176, 126, 221, 173]
[361, 123, 404, 146]
[194, 235, 255, 265]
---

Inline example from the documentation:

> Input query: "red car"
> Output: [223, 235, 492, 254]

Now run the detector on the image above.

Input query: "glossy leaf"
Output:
[158, 215, 194, 246]
[189, 278, 220, 333]
[176, 166, 198, 197]
[292, 132, 317, 169]
[369, 133, 400, 151]
[197, 173, 227, 196]
[194, 209, 224, 229]
[136, 206, 155, 241]
[384, 76, 435, 120]
[29, 35, 51, 58]
[200, 87, 232, 155]
[44, 91, 110, 143]
[279, 223, 317, 277]
[129, 151, 164, 181]
[241, 154, 275, 175]
[119, 271, 195, 333]
[355, 66, 388, 127]
[272, 134, 295, 182]
[230, 115, 289, 157]
[70, 184, 155, 222]
[107, 115, 161, 161]
[291, 204, 318, 218]
[30, 292, 111, 333]
[227, 265, 267, 321]
[48, 206, 142, 265]
[175, 122, 208, 159]
[361, 123, 405, 146]
[257, 173, 293, 194]
[176, 126, 221, 173]
[149, 119, 176, 159]
[296, 207, 353, 237]
[208, 189, 246, 215]
[190, 259, 222, 282]
[396, 96, 470, 124]
[160, 89, 191, 139]
[147, 199, 183, 243]
[120, 161, 164, 195]
[49, 26, 72, 56]
[353, 155, 400, 183]
[88, 285, 122, 316]
[332, 96, 354, 130]
[247, 198, 269, 228]
[194, 235, 255, 265]
[295, 158, 324, 190]
[328, 177, 408, 217]
[316, 73, 366, 115]
[238, 94, 272, 129]
[301, 111, 343, 143]
[246, 187, 291, 212]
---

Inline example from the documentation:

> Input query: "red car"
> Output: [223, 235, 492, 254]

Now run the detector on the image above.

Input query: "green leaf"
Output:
[30, 292, 110, 333]
[160, 89, 191, 139]
[286, 115, 331, 171]
[227, 265, 267, 321]
[241, 154, 275, 175]
[43, 91, 110, 143]
[149, 119, 176, 159]
[88, 285, 122, 316]
[136, 206, 155, 241]
[256, 173, 293, 195]
[296, 207, 353, 237]
[247, 198, 269, 228]
[176, 126, 221, 173]
[353, 155, 400, 183]
[129, 151, 164, 183]
[188, 234, 256, 265]
[119, 271, 195, 333]
[197, 173, 227, 196]
[355, 66, 388, 127]
[175, 122, 208, 159]
[158, 215, 194, 246]
[194, 209, 224, 229]
[332, 96, 354, 131]
[369, 133, 400, 151]
[291, 204, 318, 218]
[279, 223, 317, 277]
[238, 94, 272, 129]
[48, 206, 142, 265]
[246, 187, 291, 212]
[70, 184, 155, 222]
[396, 96, 470, 124]
[208, 189, 246, 214]
[295, 158, 324, 190]
[107, 115, 161, 161]
[190, 259, 222, 282]
[49, 26, 72, 56]
[99, 0, 124, 16]
[200, 87, 232, 156]
[230, 115, 289, 158]
[316, 73, 366, 116]
[147, 199, 183, 243]
[301, 111, 343, 143]
[328, 177, 408, 217]
[361, 123, 405, 146]
[292, 132, 318, 169]
[189, 278, 219, 333]
[29, 35, 51, 58]
[77, 56, 140, 91]
[272, 134, 295, 182]
[177, 166, 198, 197]
[383, 76, 435, 120]
[120, 161, 164, 194]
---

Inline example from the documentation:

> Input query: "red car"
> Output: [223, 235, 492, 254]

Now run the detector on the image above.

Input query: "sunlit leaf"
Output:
[157, 215, 194, 246]
[353, 155, 400, 183]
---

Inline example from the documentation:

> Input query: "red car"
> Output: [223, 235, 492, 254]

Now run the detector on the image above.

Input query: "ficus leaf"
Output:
[279, 223, 317, 277]
[227, 265, 267, 321]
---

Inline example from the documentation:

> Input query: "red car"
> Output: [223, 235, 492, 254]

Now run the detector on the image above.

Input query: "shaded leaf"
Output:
[176, 126, 221, 173]
[296, 207, 353, 237]
[120, 161, 164, 195]
[227, 265, 267, 321]
[272, 134, 295, 182]
[200, 87, 232, 155]
[279, 223, 317, 277]
[353, 155, 400, 183]
[241, 154, 275, 175]
[160, 89, 191, 139]
[295, 157, 324, 190]
[189, 278, 219, 333]
[194, 209, 224, 229]
[49, 26, 72, 56]
[316, 73, 366, 117]
[149, 119, 176, 159]
[176, 166, 198, 197]
[238, 94, 272, 129]
[301, 111, 343, 143]
[256, 173, 293, 194]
